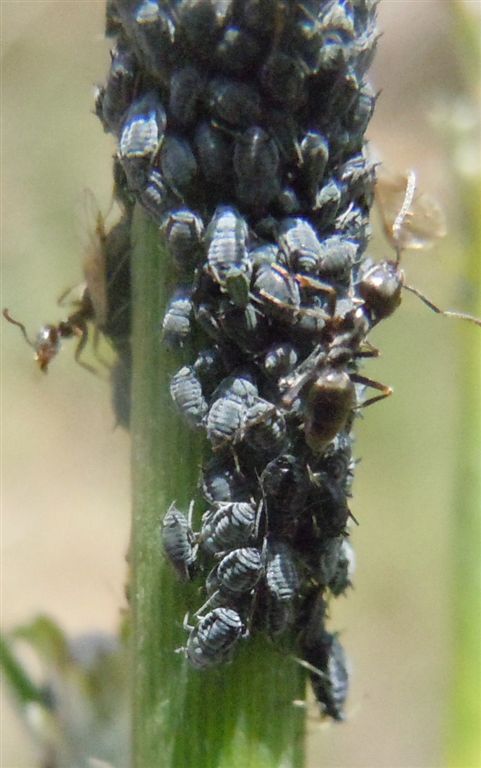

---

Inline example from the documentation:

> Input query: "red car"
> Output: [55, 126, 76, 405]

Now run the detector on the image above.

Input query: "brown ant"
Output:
[367, 168, 481, 326]
[3, 305, 95, 374]
[3, 192, 130, 373]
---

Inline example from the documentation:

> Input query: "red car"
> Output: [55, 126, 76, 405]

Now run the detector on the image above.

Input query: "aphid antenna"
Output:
[194, 593, 218, 618]
[2, 308, 36, 350]
[291, 656, 330, 684]
[403, 282, 481, 328]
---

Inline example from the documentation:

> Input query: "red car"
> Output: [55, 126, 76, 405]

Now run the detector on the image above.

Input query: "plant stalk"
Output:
[130, 206, 306, 768]
[447, 5, 481, 766]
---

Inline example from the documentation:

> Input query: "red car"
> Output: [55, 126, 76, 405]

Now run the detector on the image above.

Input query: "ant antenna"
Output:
[403, 283, 481, 327]
[2, 309, 35, 349]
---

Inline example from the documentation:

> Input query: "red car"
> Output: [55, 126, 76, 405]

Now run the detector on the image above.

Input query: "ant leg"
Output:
[403, 283, 481, 327]
[73, 323, 98, 375]
[295, 274, 338, 316]
[350, 373, 392, 408]
[2, 309, 35, 348]
[57, 284, 84, 308]
[354, 341, 380, 359]
[91, 326, 112, 370]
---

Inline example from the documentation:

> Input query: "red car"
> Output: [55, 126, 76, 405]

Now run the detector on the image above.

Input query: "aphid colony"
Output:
[94, 0, 382, 721]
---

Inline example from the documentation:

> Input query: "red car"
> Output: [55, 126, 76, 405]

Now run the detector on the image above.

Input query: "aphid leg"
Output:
[187, 499, 195, 529]
[2, 309, 35, 349]
[350, 373, 392, 408]
[254, 498, 265, 541]
[403, 283, 481, 327]
[182, 612, 194, 633]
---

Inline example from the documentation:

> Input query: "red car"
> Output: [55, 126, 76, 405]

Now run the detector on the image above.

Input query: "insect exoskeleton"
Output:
[161, 501, 197, 580]
[185, 607, 248, 669]
[200, 501, 258, 555]
[169, 365, 208, 429]
[205, 205, 252, 308]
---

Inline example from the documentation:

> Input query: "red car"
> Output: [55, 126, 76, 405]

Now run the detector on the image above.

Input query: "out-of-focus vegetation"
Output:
[1, 2, 479, 767]
[445, 4, 481, 767]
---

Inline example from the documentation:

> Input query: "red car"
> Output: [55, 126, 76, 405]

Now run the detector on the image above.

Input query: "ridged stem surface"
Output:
[130, 205, 306, 768]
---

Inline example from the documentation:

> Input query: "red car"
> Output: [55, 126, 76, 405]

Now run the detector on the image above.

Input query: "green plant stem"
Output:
[449, 169, 481, 768]
[447, 5, 481, 766]
[130, 206, 306, 768]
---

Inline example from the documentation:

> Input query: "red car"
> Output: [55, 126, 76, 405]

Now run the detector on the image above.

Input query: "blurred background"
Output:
[1, 1, 480, 766]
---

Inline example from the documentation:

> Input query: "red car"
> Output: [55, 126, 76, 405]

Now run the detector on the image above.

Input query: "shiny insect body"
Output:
[211, 547, 263, 597]
[123, 0, 175, 84]
[261, 454, 309, 528]
[233, 126, 281, 212]
[264, 538, 300, 604]
[162, 207, 204, 272]
[253, 262, 335, 329]
[170, 365, 208, 428]
[262, 342, 299, 380]
[185, 607, 247, 669]
[192, 346, 226, 397]
[219, 300, 271, 355]
[304, 631, 350, 721]
[214, 23, 262, 77]
[211, 372, 258, 405]
[280, 326, 392, 454]
[327, 538, 355, 597]
[206, 206, 252, 307]
[162, 288, 193, 348]
[96, 42, 138, 134]
[169, 65, 205, 129]
[200, 501, 258, 555]
[241, 398, 287, 455]
[298, 131, 329, 204]
[206, 394, 247, 450]
[160, 134, 199, 201]
[194, 121, 233, 192]
[119, 91, 167, 190]
[278, 217, 325, 275]
[202, 454, 253, 504]
[175, 0, 233, 65]
[138, 168, 171, 222]
[161, 501, 197, 580]
[207, 76, 261, 129]
[261, 50, 307, 111]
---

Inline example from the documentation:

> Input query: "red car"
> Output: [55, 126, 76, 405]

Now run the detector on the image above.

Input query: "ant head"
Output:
[34, 325, 61, 372]
[3, 309, 61, 373]
[358, 260, 403, 322]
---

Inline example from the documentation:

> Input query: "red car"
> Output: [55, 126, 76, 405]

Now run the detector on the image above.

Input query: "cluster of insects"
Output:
[6, 0, 479, 723]
[101, 0, 380, 721]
